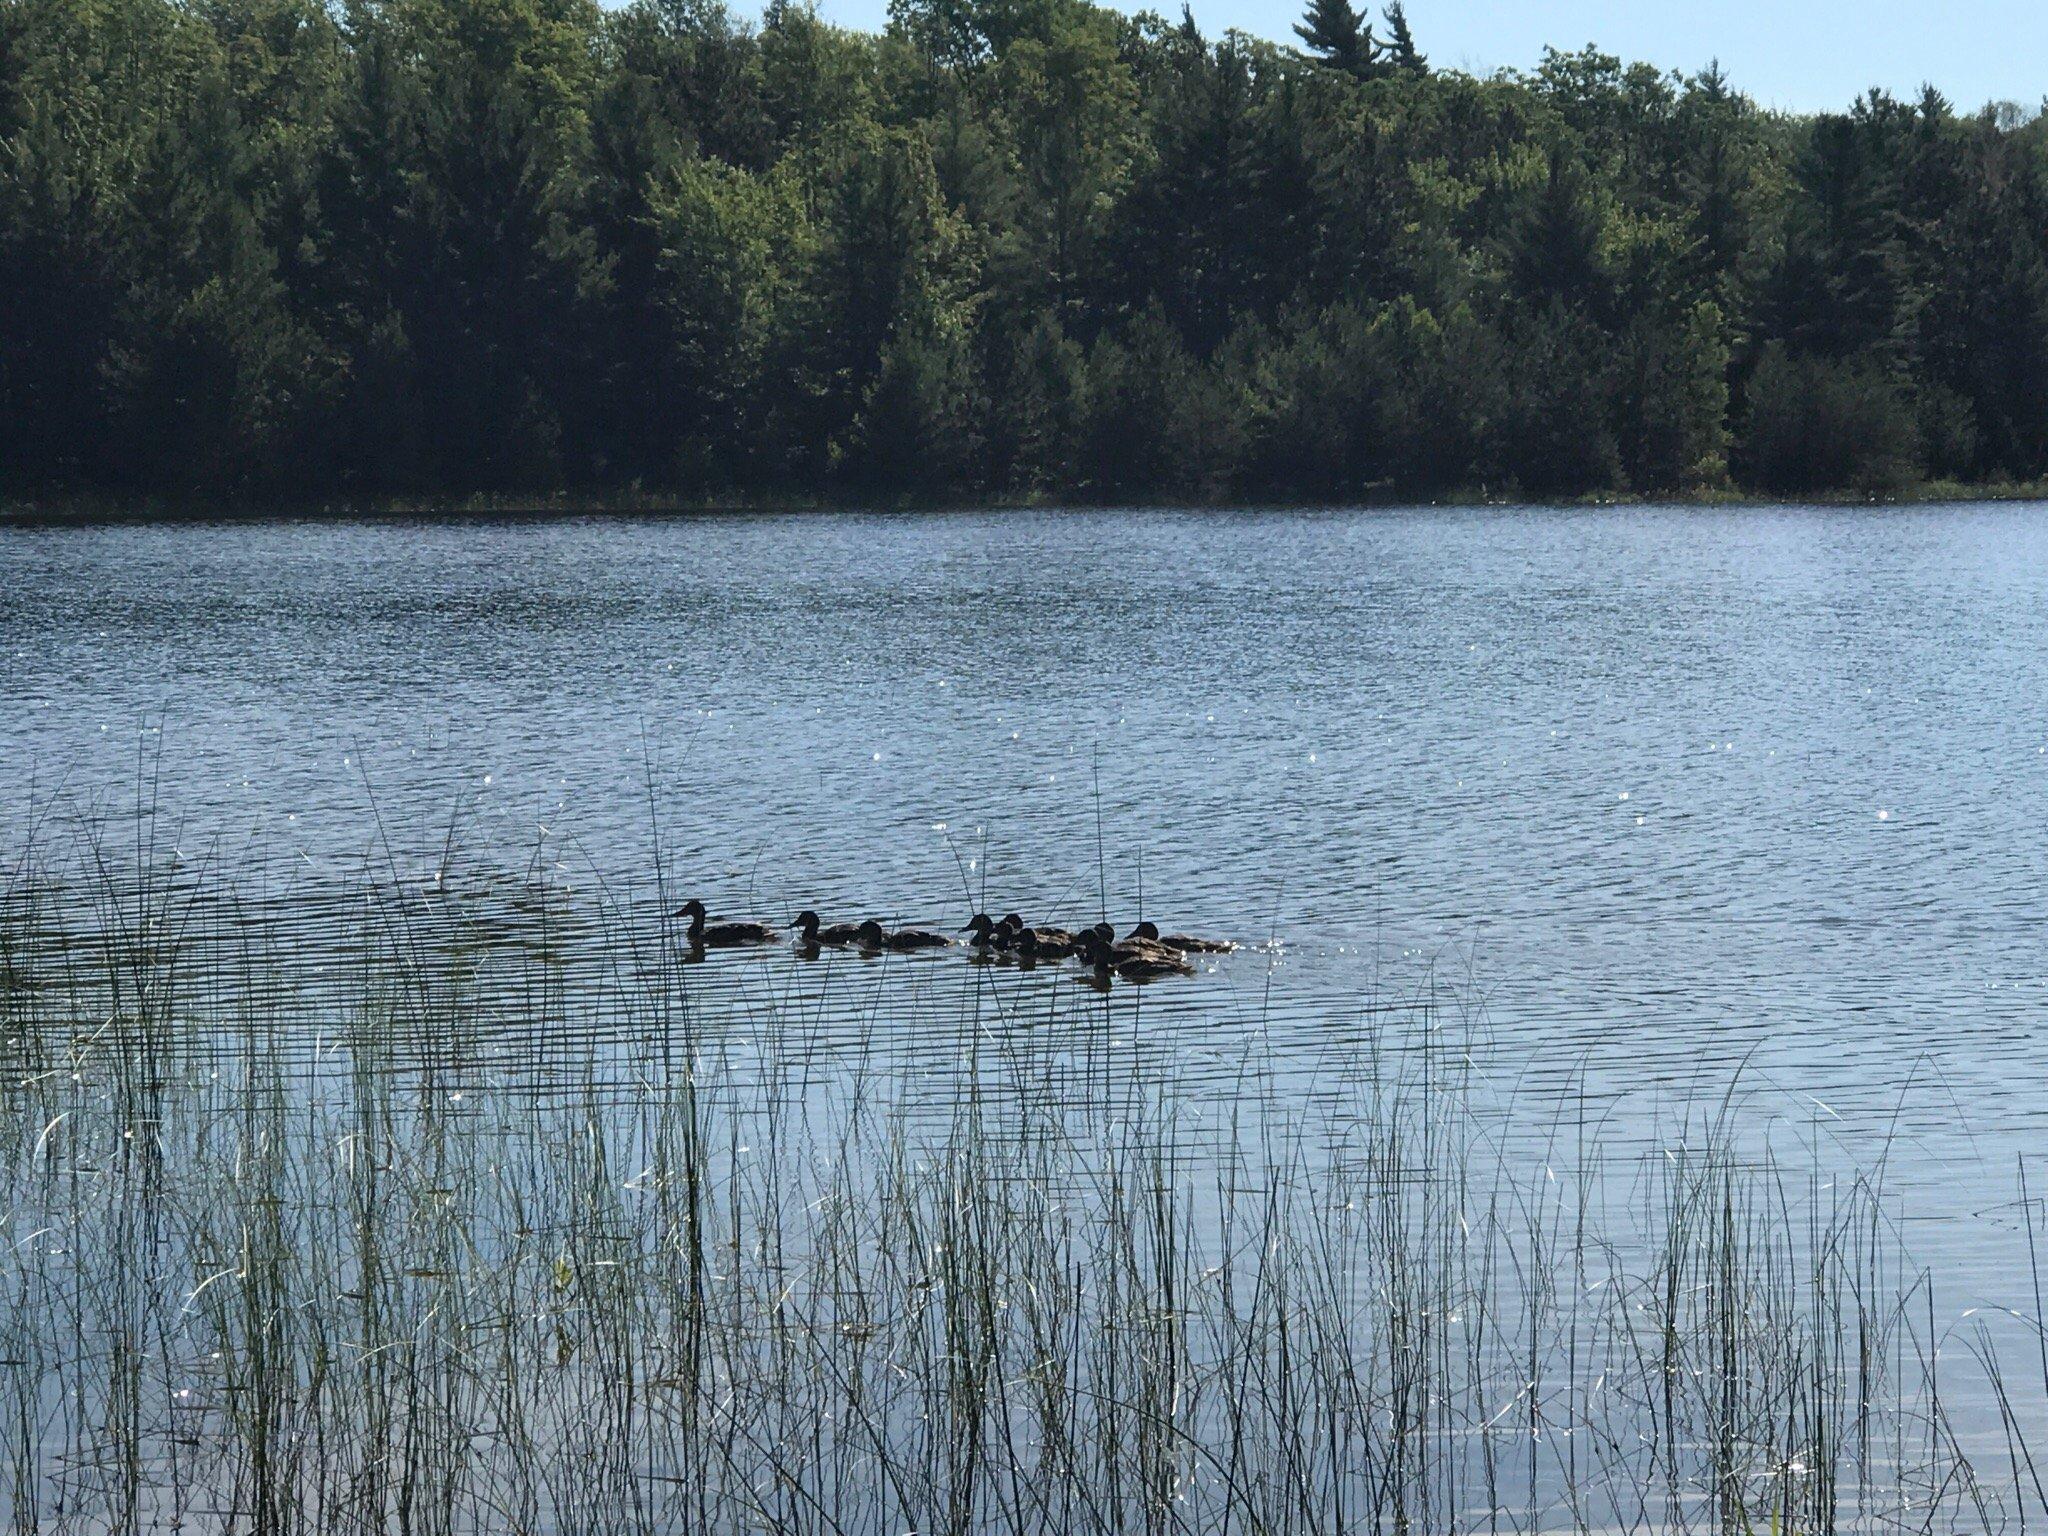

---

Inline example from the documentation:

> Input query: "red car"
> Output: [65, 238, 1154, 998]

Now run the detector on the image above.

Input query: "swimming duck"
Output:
[962, 913, 1009, 948]
[960, 913, 1018, 964]
[793, 910, 862, 947]
[675, 899, 777, 947]
[972, 914, 1032, 952]
[1014, 926, 1079, 964]
[1091, 920, 1181, 963]
[1076, 929, 1194, 981]
[1125, 920, 1237, 954]
[1001, 912, 1084, 949]
[857, 919, 953, 952]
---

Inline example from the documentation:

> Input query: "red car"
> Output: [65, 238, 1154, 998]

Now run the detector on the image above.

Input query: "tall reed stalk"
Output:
[0, 826, 2036, 1533]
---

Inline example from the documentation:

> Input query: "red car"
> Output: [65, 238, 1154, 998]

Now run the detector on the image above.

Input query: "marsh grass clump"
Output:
[0, 830, 2039, 1533]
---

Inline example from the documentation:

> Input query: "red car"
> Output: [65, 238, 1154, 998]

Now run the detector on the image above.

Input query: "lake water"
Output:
[6, 504, 2048, 1520]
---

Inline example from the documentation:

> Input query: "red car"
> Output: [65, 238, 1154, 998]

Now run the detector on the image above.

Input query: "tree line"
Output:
[4, 0, 2047, 503]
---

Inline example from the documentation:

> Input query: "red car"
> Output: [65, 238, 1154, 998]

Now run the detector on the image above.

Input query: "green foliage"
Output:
[1076, 304, 1207, 496]
[1292, 0, 1370, 79]
[987, 314, 1084, 490]
[1382, 2, 1422, 76]
[648, 154, 808, 481]
[1737, 343, 1919, 494]
[3, 0, 2046, 501]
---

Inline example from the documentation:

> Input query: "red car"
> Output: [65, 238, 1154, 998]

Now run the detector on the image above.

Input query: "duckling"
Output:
[675, 899, 777, 947]
[1076, 929, 1194, 982]
[962, 912, 1008, 948]
[1014, 926, 1078, 964]
[1091, 920, 1181, 964]
[1124, 920, 1237, 954]
[856, 919, 953, 952]
[1003, 912, 1083, 949]
[793, 909, 862, 947]
[1076, 928, 1115, 974]
[962, 912, 1024, 964]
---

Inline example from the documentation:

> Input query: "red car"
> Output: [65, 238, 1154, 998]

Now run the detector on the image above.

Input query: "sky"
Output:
[794, 0, 2048, 115]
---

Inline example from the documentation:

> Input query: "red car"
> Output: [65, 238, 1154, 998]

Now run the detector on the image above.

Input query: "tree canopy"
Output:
[3, 0, 2046, 503]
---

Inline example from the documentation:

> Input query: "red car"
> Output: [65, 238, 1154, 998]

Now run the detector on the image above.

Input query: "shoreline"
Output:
[4, 478, 2047, 525]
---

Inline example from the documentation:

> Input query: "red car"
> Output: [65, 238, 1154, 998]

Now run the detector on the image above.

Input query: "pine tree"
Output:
[1384, 1, 1425, 75]
[1294, 0, 1375, 79]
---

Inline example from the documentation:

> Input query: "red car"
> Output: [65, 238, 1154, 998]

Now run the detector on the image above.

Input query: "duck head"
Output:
[962, 913, 995, 941]
[794, 909, 821, 938]
[1126, 920, 1160, 942]
[1091, 921, 1116, 943]
[1075, 931, 1112, 968]
[856, 919, 887, 947]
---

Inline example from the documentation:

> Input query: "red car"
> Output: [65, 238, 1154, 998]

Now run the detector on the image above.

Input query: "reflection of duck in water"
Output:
[792, 910, 862, 951]
[675, 899, 777, 947]
[856, 919, 953, 952]
[1124, 920, 1236, 954]
[1076, 929, 1194, 982]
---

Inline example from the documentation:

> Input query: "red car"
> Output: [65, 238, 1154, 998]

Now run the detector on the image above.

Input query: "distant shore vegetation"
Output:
[4, 0, 2047, 505]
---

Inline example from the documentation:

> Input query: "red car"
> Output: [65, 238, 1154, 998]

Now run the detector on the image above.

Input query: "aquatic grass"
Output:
[0, 825, 2041, 1532]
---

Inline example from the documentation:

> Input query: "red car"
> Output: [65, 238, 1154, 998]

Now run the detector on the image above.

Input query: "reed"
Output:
[0, 826, 2037, 1533]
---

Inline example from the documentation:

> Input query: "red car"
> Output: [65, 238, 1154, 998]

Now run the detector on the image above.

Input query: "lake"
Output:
[5, 503, 2047, 1528]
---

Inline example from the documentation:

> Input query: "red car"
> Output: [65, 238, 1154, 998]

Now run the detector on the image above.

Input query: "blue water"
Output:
[6, 503, 2048, 1286]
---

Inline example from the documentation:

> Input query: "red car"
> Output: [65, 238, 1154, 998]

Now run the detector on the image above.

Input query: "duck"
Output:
[1076, 929, 1194, 982]
[1014, 926, 1079, 964]
[792, 909, 862, 947]
[675, 899, 778, 947]
[1124, 920, 1236, 954]
[962, 913, 1022, 964]
[856, 919, 953, 952]
[962, 913, 1012, 950]
[1089, 920, 1181, 964]
[1001, 912, 1084, 949]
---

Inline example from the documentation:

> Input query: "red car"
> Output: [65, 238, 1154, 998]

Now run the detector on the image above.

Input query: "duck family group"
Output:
[674, 900, 1234, 982]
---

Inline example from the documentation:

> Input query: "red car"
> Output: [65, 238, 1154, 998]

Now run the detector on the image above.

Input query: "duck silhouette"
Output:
[1125, 920, 1236, 954]
[1076, 929, 1193, 981]
[793, 910, 862, 948]
[675, 899, 777, 947]
[1014, 926, 1079, 964]
[857, 919, 953, 952]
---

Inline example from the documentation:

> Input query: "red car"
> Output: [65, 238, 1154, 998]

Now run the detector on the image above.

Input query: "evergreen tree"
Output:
[1293, 0, 1375, 80]
[3, 0, 2046, 501]
[1383, 1, 1423, 76]
[1510, 149, 1609, 315]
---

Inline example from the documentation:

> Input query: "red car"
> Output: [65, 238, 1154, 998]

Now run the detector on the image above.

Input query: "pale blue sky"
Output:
[799, 0, 2048, 114]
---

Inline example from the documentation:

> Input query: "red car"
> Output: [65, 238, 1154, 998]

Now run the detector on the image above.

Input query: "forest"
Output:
[3, 0, 2047, 504]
